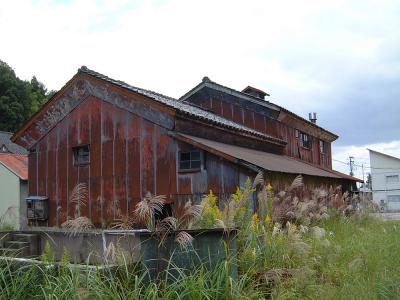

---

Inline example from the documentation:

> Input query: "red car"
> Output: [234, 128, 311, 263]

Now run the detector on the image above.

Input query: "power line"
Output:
[333, 158, 400, 171]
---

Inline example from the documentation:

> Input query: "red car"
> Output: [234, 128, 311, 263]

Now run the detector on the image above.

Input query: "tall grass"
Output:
[0, 175, 396, 299]
[271, 215, 400, 299]
[0, 256, 262, 299]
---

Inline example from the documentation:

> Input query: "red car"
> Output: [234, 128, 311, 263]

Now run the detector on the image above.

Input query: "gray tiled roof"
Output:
[0, 131, 28, 155]
[78, 66, 285, 145]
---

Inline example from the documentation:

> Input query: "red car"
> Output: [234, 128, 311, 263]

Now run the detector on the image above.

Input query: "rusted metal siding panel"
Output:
[211, 99, 222, 115]
[113, 107, 127, 218]
[57, 120, 68, 225]
[156, 128, 172, 199]
[233, 105, 243, 125]
[221, 101, 232, 120]
[37, 138, 47, 197]
[243, 110, 254, 129]
[89, 97, 102, 225]
[264, 116, 278, 137]
[67, 108, 79, 219]
[101, 101, 114, 223]
[221, 161, 239, 194]
[205, 154, 222, 194]
[127, 113, 141, 215]
[47, 130, 57, 226]
[28, 151, 37, 196]
[254, 113, 264, 133]
[76, 100, 91, 220]
[141, 119, 155, 197]
[168, 139, 178, 197]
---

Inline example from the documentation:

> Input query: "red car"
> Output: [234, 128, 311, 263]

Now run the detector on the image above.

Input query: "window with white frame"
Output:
[386, 175, 399, 184]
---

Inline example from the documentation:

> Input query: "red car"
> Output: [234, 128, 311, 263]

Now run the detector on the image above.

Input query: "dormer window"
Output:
[73, 145, 90, 166]
[0, 144, 8, 153]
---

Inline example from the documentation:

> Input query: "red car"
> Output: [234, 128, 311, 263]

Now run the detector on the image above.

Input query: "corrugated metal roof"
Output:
[78, 67, 285, 146]
[0, 153, 28, 180]
[0, 131, 28, 155]
[175, 133, 360, 181]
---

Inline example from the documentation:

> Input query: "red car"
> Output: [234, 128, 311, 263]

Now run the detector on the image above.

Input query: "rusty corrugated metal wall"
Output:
[28, 93, 252, 226]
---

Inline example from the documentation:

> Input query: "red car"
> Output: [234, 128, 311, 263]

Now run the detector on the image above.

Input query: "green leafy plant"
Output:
[196, 190, 221, 229]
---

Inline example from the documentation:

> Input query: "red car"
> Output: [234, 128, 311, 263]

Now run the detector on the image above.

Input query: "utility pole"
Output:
[349, 156, 355, 177]
[361, 164, 365, 204]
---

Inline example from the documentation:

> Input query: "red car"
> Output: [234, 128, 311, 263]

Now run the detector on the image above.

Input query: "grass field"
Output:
[0, 214, 399, 299]
[271, 215, 400, 299]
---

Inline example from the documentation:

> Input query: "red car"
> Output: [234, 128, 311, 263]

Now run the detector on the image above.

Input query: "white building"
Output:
[369, 149, 400, 211]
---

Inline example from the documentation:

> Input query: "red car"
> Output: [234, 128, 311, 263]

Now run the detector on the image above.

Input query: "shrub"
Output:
[196, 190, 221, 229]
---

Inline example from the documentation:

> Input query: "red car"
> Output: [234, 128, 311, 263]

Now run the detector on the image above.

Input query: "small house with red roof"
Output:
[0, 153, 28, 228]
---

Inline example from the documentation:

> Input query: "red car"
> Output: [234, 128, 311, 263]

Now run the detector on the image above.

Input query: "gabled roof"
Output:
[0, 153, 28, 180]
[0, 131, 27, 155]
[368, 148, 400, 161]
[172, 133, 361, 181]
[179, 77, 338, 141]
[12, 67, 286, 148]
[78, 67, 285, 145]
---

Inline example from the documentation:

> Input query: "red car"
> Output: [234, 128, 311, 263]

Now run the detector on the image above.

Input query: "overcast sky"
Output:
[1, 0, 399, 177]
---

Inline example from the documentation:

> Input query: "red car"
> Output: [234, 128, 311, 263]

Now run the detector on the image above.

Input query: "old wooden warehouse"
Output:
[12, 67, 359, 226]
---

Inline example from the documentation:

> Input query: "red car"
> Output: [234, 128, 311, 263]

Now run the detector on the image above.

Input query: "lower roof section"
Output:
[0, 153, 28, 180]
[173, 133, 361, 182]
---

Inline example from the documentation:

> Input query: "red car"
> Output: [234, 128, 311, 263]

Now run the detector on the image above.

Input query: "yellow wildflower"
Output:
[251, 213, 259, 232]
[266, 183, 273, 191]
[264, 214, 272, 225]
[252, 213, 259, 225]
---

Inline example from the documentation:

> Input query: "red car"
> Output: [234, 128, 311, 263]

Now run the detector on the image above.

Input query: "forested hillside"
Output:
[0, 60, 54, 133]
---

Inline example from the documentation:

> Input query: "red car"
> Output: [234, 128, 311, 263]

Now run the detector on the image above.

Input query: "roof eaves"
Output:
[368, 148, 400, 161]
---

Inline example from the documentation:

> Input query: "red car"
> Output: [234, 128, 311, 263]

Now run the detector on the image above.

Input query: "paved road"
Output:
[372, 213, 400, 221]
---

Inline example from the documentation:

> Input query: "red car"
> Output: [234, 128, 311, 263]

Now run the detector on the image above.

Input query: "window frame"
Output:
[178, 149, 202, 172]
[386, 175, 399, 184]
[319, 140, 326, 154]
[387, 195, 400, 203]
[73, 145, 90, 166]
[299, 131, 311, 149]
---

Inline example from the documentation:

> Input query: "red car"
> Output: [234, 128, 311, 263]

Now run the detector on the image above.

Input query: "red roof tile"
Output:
[0, 153, 28, 180]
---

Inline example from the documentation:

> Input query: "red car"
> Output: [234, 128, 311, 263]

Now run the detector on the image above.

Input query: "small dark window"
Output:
[299, 132, 311, 149]
[179, 149, 202, 172]
[73, 145, 90, 166]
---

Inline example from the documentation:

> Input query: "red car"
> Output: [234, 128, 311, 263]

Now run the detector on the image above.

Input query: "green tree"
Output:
[0, 60, 51, 132]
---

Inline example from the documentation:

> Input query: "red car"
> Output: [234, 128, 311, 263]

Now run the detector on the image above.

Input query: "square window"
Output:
[73, 145, 90, 166]
[179, 149, 202, 172]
